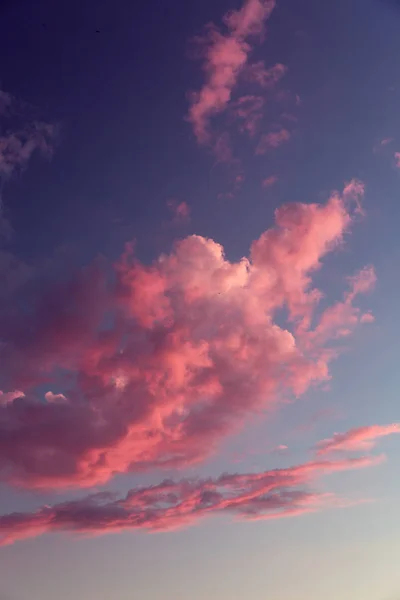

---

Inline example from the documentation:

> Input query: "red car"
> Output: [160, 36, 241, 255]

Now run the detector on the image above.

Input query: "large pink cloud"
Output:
[0, 453, 383, 546]
[0, 181, 374, 489]
[188, 0, 276, 143]
[316, 424, 400, 455]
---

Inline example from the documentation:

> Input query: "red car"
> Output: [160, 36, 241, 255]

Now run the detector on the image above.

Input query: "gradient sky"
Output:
[1, 0, 400, 599]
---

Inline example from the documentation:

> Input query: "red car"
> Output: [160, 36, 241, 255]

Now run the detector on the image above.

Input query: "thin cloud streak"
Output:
[0, 453, 383, 546]
[316, 424, 400, 455]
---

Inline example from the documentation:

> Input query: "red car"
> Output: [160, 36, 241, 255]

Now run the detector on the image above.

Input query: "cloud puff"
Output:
[232, 95, 265, 137]
[0, 87, 58, 180]
[255, 128, 291, 154]
[0, 182, 373, 489]
[0, 89, 58, 239]
[316, 424, 400, 455]
[0, 453, 383, 546]
[188, 0, 276, 143]
[243, 61, 287, 88]
[167, 200, 191, 222]
[0, 121, 57, 178]
[0, 390, 25, 405]
[262, 175, 278, 188]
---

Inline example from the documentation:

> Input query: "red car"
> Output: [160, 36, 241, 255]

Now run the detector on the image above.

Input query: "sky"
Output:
[0, 0, 400, 598]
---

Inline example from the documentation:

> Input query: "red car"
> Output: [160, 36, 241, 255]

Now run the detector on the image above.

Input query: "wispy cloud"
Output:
[0, 121, 57, 178]
[262, 174, 278, 188]
[188, 0, 276, 144]
[316, 424, 400, 455]
[255, 128, 291, 154]
[167, 199, 191, 223]
[243, 61, 287, 88]
[0, 88, 58, 238]
[232, 95, 265, 137]
[0, 452, 383, 546]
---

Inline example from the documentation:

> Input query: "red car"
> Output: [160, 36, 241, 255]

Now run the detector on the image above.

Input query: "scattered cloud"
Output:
[167, 200, 191, 223]
[380, 138, 393, 147]
[373, 138, 393, 153]
[0, 390, 25, 406]
[255, 128, 291, 154]
[243, 61, 287, 89]
[262, 175, 278, 188]
[394, 151, 400, 169]
[0, 181, 374, 490]
[188, 0, 276, 143]
[0, 452, 383, 546]
[232, 95, 265, 137]
[316, 424, 400, 455]
[0, 121, 57, 179]
[0, 88, 58, 239]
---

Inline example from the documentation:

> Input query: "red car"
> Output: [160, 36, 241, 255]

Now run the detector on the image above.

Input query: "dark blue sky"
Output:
[2, 0, 400, 266]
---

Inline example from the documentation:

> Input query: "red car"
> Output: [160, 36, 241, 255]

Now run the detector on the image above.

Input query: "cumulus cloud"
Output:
[316, 424, 400, 455]
[0, 181, 373, 489]
[188, 0, 276, 143]
[0, 453, 383, 546]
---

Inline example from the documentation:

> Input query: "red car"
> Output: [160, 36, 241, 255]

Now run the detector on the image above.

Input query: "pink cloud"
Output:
[0, 390, 25, 405]
[360, 312, 375, 324]
[255, 128, 291, 154]
[380, 138, 392, 147]
[167, 200, 191, 222]
[44, 391, 68, 404]
[0, 182, 374, 489]
[316, 424, 400, 455]
[304, 265, 376, 344]
[243, 61, 287, 88]
[262, 175, 278, 188]
[0, 453, 382, 546]
[188, 0, 276, 143]
[232, 95, 264, 137]
[394, 152, 400, 169]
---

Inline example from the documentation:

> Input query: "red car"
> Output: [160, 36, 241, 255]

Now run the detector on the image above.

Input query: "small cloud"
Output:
[262, 175, 278, 188]
[232, 95, 264, 137]
[0, 390, 25, 405]
[0, 121, 58, 179]
[394, 152, 400, 169]
[243, 61, 287, 89]
[167, 199, 191, 223]
[373, 138, 393, 153]
[316, 423, 400, 455]
[360, 312, 375, 324]
[381, 138, 393, 147]
[255, 128, 291, 155]
[44, 391, 67, 404]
